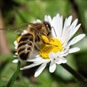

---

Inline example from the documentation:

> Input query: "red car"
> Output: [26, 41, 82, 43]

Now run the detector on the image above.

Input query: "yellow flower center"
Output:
[39, 36, 63, 59]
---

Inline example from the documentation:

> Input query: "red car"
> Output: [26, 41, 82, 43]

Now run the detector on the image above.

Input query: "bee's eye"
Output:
[44, 22, 51, 31]
[46, 23, 51, 30]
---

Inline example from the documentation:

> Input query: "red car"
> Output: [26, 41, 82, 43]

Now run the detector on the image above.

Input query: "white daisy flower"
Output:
[20, 14, 85, 77]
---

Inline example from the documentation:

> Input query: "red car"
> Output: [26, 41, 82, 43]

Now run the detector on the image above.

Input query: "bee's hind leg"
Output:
[34, 45, 40, 51]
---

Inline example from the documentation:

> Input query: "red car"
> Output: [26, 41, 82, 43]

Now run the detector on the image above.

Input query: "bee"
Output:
[16, 21, 52, 61]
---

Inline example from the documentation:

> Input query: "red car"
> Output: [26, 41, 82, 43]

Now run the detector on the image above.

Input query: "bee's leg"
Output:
[34, 45, 40, 51]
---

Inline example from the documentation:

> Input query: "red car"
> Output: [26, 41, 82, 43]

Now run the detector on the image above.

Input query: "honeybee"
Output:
[16, 21, 52, 61]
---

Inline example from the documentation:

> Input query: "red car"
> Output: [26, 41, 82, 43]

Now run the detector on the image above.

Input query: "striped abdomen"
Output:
[17, 33, 34, 60]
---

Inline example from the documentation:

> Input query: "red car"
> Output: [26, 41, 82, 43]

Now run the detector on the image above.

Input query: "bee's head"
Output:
[43, 21, 52, 39]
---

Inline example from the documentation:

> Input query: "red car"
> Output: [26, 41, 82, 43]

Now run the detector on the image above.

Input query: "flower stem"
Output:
[6, 61, 21, 87]
[61, 64, 87, 85]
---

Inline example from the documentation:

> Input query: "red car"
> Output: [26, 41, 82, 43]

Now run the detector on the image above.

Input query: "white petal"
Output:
[13, 55, 17, 57]
[12, 59, 19, 63]
[61, 46, 69, 57]
[55, 52, 60, 57]
[44, 15, 52, 24]
[52, 14, 63, 39]
[65, 16, 72, 27]
[20, 63, 42, 70]
[70, 19, 78, 29]
[49, 52, 56, 59]
[27, 57, 50, 64]
[15, 52, 18, 55]
[34, 63, 47, 77]
[56, 15, 63, 39]
[55, 59, 62, 64]
[21, 30, 28, 35]
[56, 57, 67, 64]
[27, 57, 42, 62]
[69, 47, 80, 53]
[63, 18, 67, 29]
[14, 41, 18, 49]
[52, 14, 59, 38]
[51, 27, 57, 37]
[49, 61, 56, 73]
[60, 57, 67, 63]
[33, 19, 41, 23]
[63, 18, 78, 41]
[67, 16, 72, 26]
[69, 24, 81, 40]
[61, 26, 70, 45]
[68, 34, 85, 46]
[63, 16, 72, 31]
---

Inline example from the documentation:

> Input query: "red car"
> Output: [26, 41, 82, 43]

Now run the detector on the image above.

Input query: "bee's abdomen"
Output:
[17, 33, 34, 60]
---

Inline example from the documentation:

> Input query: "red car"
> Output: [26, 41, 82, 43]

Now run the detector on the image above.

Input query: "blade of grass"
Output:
[14, 7, 27, 22]
[6, 61, 21, 87]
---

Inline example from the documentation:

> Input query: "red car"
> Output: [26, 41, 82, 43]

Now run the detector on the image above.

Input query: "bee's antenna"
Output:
[46, 43, 58, 47]
[51, 26, 57, 37]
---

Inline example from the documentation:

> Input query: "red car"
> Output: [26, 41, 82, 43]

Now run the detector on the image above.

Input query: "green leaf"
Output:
[6, 61, 21, 87]
[76, 0, 87, 34]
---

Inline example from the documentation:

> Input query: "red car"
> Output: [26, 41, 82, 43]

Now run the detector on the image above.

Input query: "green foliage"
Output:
[0, 0, 87, 87]
[6, 61, 21, 87]
[76, 0, 87, 34]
